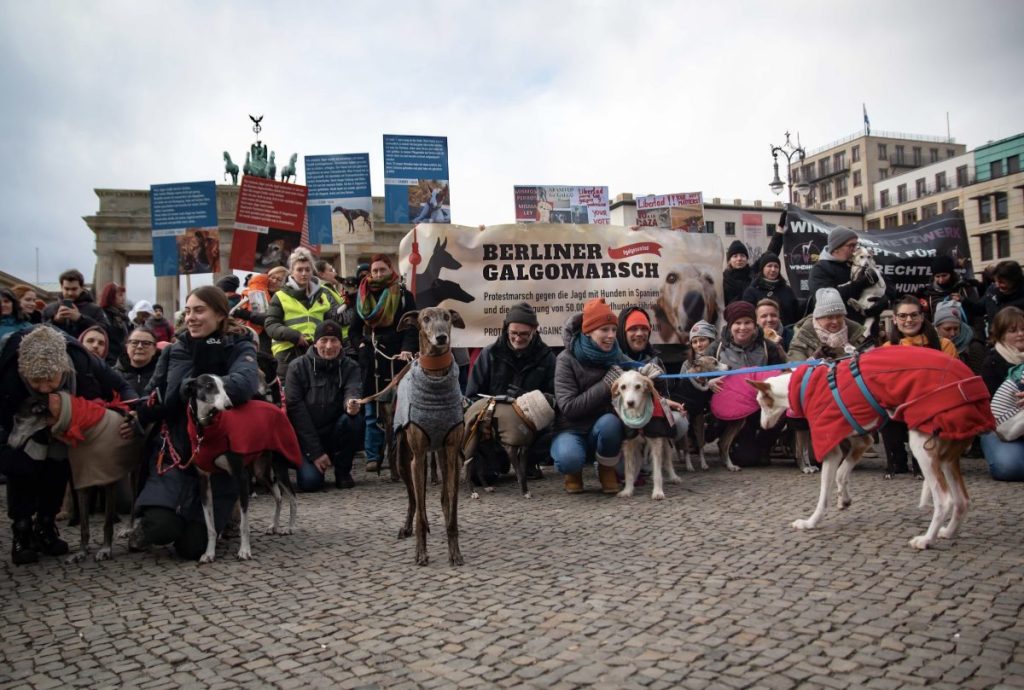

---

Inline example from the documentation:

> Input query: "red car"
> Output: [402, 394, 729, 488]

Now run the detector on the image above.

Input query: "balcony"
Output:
[889, 154, 921, 169]
[794, 163, 850, 184]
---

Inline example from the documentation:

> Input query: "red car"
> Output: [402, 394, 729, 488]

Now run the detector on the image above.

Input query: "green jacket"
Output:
[787, 315, 868, 362]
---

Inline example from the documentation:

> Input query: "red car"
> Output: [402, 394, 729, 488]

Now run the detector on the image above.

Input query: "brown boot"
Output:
[563, 472, 583, 494]
[598, 464, 620, 494]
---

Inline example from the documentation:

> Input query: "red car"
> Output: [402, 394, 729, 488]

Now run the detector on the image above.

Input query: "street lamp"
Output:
[769, 131, 809, 202]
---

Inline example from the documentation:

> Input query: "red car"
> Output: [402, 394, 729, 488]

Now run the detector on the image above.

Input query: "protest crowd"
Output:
[2, 218, 1022, 566]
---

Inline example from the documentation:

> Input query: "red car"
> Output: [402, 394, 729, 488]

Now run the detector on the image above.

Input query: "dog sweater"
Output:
[394, 360, 463, 450]
[789, 348, 994, 460]
[187, 400, 303, 473]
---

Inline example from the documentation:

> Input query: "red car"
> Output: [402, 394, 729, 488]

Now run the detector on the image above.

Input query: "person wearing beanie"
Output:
[465, 301, 556, 481]
[742, 252, 800, 327]
[915, 254, 981, 319]
[285, 319, 364, 491]
[216, 275, 242, 311]
[788, 288, 869, 363]
[0, 325, 136, 564]
[145, 304, 176, 343]
[931, 299, 984, 371]
[709, 300, 787, 468]
[349, 254, 418, 474]
[722, 241, 752, 306]
[552, 298, 629, 494]
[807, 226, 890, 324]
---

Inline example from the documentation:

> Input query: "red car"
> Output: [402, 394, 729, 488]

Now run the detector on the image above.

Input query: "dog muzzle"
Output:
[614, 396, 654, 430]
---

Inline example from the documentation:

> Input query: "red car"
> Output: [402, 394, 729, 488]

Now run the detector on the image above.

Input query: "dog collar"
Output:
[418, 351, 453, 371]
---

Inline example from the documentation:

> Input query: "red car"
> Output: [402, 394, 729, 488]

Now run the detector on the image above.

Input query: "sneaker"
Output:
[335, 472, 355, 489]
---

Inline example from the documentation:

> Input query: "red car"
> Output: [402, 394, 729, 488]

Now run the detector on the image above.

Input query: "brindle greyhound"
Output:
[393, 307, 466, 566]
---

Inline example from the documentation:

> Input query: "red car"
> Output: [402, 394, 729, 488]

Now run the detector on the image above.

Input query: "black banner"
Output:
[782, 206, 974, 298]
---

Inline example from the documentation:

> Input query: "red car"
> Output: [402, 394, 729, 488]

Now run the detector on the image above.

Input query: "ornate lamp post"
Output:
[769, 131, 810, 202]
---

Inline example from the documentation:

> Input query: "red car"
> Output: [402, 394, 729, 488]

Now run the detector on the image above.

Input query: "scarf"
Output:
[995, 340, 1024, 366]
[757, 276, 781, 293]
[813, 322, 849, 350]
[951, 322, 974, 354]
[357, 274, 401, 329]
[572, 333, 623, 368]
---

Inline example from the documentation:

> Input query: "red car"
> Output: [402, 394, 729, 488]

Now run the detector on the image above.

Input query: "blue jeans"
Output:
[980, 432, 1024, 482]
[297, 413, 366, 491]
[551, 413, 624, 476]
[364, 402, 384, 464]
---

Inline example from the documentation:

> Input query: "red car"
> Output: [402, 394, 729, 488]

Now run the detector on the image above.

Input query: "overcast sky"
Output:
[1, 0, 1022, 301]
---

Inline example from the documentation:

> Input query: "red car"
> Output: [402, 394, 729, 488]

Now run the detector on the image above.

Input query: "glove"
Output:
[639, 362, 664, 378]
[777, 210, 788, 233]
[603, 365, 625, 390]
[234, 308, 252, 320]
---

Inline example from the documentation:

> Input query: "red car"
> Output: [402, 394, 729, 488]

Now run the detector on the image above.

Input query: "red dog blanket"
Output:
[789, 348, 994, 460]
[187, 400, 302, 473]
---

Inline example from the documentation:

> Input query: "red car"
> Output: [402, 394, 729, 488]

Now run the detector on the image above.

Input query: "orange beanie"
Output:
[582, 298, 617, 334]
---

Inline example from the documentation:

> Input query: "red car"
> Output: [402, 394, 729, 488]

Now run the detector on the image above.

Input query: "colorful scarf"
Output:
[572, 333, 623, 368]
[357, 274, 401, 329]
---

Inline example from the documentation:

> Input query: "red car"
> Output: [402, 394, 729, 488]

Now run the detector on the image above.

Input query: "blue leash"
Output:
[652, 359, 823, 380]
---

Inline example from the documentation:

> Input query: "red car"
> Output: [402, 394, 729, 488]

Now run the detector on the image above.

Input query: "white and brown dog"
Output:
[611, 370, 683, 500]
[847, 246, 886, 334]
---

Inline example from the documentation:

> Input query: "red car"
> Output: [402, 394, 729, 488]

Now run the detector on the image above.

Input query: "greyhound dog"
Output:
[187, 374, 300, 563]
[672, 355, 727, 472]
[393, 307, 466, 566]
[332, 206, 373, 233]
[847, 246, 886, 334]
[612, 370, 683, 500]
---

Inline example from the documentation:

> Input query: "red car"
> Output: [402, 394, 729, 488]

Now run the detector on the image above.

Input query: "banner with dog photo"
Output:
[635, 192, 704, 232]
[229, 176, 309, 271]
[149, 181, 219, 277]
[305, 153, 372, 245]
[398, 223, 724, 347]
[781, 206, 974, 298]
[514, 186, 610, 224]
[383, 135, 450, 224]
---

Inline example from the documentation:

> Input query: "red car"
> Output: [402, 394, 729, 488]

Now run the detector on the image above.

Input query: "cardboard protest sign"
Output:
[635, 192, 704, 232]
[305, 153, 372, 244]
[229, 176, 308, 271]
[149, 181, 218, 277]
[514, 186, 610, 224]
[384, 135, 450, 224]
[398, 223, 723, 347]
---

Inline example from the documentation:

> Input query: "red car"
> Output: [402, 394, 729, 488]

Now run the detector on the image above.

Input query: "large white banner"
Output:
[399, 224, 724, 347]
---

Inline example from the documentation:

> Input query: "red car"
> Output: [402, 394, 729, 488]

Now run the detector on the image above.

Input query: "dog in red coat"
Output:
[187, 374, 302, 563]
[748, 348, 994, 550]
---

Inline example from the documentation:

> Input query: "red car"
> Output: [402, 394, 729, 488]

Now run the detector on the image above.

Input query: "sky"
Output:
[1, 0, 1022, 302]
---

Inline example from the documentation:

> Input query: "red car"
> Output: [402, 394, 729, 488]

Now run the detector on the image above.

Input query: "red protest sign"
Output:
[234, 176, 308, 233]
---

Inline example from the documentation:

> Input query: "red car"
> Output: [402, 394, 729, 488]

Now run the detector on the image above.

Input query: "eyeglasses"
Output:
[895, 313, 922, 321]
[127, 340, 156, 348]
[508, 330, 534, 340]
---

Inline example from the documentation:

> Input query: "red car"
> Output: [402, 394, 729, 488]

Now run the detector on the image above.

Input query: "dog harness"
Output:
[788, 348, 994, 460]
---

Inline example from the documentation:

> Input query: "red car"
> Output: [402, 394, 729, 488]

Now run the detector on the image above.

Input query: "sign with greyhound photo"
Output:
[398, 223, 724, 347]
[514, 185, 610, 224]
[149, 181, 218, 277]
[635, 192, 704, 232]
[782, 206, 974, 298]
[304, 153, 372, 245]
[383, 135, 450, 224]
[230, 176, 309, 271]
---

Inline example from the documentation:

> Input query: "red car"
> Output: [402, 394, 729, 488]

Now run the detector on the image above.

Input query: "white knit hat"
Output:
[813, 288, 846, 319]
[17, 326, 71, 381]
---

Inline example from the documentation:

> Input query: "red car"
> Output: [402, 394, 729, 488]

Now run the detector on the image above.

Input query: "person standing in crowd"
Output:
[11, 285, 42, 325]
[976, 260, 1024, 334]
[742, 253, 800, 327]
[285, 320, 364, 491]
[129, 299, 154, 329]
[315, 260, 343, 302]
[264, 248, 341, 382]
[465, 302, 556, 480]
[78, 325, 109, 361]
[267, 265, 288, 296]
[98, 283, 131, 366]
[878, 296, 957, 478]
[552, 298, 627, 495]
[129, 286, 259, 560]
[722, 241, 753, 306]
[42, 268, 109, 339]
[0, 288, 32, 342]
[754, 298, 793, 351]
[146, 304, 175, 343]
[349, 255, 417, 474]
[0, 325, 136, 564]
[807, 228, 884, 321]
[917, 255, 979, 315]
[232, 273, 274, 354]
[980, 307, 1024, 481]
[115, 327, 159, 394]
[709, 300, 787, 467]
[216, 275, 242, 310]
[787, 288, 868, 361]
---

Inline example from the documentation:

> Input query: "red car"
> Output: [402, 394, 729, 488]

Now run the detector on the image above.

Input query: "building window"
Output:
[834, 152, 846, 170]
[820, 182, 832, 201]
[852, 145, 861, 163]
[819, 159, 831, 178]
[942, 198, 959, 213]
[922, 203, 938, 219]
[979, 197, 992, 224]
[766, 223, 776, 237]
[837, 200, 847, 210]
[854, 194, 863, 209]
[981, 234, 994, 261]
[884, 214, 899, 229]
[996, 192, 1008, 220]
[867, 219, 881, 230]
[880, 168, 889, 180]
[916, 178, 927, 197]
[913, 147, 922, 165]
[935, 171, 947, 190]
[903, 210, 918, 224]
[836, 176, 848, 196]
[853, 170, 862, 187]
[991, 160, 1004, 178]
[947, 149, 956, 159]
[880, 190, 891, 208]
[998, 231, 1010, 258]
[894, 145, 905, 165]
[705, 221, 714, 234]
[878, 143, 888, 159]
[930, 148, 939, 163]
[1009, 155, 1021, 174]
[897, 184, 908, 203]
[822, 203, 831, 211]
[725, 222, 735, 236]
[956, 165, 969, 186]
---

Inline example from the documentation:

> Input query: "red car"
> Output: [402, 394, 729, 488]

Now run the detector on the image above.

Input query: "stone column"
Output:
[110, 252, 128, 287]
[93, 251, 116, 293]
[156, 275, 178, 313]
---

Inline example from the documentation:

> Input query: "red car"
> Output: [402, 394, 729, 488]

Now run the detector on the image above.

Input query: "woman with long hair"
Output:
[0, 288, 32, 342]
[980, 306, 1024, 481]
[98, 283, 131, 365]
[10, 285, 41, 325]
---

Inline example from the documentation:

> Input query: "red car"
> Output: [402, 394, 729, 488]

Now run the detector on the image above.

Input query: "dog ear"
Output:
[644, 376, 658, 398]
[447, 309, 466, 329]
[182, 377, 198, 400]
[397, 310, 420, 332]
[610, 375, 624, 399]
[746, 379, 772, 394]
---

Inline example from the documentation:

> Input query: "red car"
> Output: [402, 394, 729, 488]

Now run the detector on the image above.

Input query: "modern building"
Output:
[963, 133, 1024, 265]
[865, 152, 974, 229]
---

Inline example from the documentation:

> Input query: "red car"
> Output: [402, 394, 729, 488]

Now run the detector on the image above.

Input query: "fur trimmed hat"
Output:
[17, 326, 71, 382]
[514, 390, 556, 432]
[582, 298, 617, 334]
[813, 288, 846, 318]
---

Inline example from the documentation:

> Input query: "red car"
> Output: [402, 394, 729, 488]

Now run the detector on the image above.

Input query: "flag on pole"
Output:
[863, 104, 870, 135]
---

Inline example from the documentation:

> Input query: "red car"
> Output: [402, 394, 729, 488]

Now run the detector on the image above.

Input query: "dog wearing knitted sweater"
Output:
[394, 307, 466, 566]
[748, 348, 994, 550]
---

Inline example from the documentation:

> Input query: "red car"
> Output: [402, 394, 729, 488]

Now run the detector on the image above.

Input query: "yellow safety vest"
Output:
[271, 289, 333, 356]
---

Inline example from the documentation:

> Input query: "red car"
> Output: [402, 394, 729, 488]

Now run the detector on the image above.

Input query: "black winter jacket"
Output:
[741, 276, 801, 327]
[349, 287, 419, 396]
[115, 359, 158, 398]
[467, 325, 555, 400]
[285, 348, 362, 461]
[41, 290, 109, 339]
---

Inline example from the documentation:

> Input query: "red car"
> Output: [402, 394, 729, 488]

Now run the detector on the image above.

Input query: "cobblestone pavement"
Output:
[0, 451, 1022, 689]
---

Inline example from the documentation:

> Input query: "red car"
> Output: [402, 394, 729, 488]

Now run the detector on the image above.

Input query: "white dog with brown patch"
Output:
[612, 370, 682, 500]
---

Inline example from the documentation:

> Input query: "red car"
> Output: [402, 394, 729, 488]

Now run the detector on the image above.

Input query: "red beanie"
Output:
[724, 300, 756, 326]
[582, 298, 617, 334]
[624, 310, 651, 331]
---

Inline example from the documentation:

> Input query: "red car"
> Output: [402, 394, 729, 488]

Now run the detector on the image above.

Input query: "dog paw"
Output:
[908, 536, 931, 550]
[236, 547, 252, 560]
[199, 552, 216, 564]
[484, 486, 496, 493]
[66, 551, 88, 564]
[94, 548, 112, 562]
[449, 553, 464, 567]
[470, 491, 480, 500]
[397, 528, 412, 539]
[616, 489, 634, 498]
[415, 554, 429, 567]
[837, 497, 852, 510]
[802, 466, 819, 474]
[726, 464, 741, 472]
[651, 490, 665, 501]
[792, 519, 815, 530]
[522, 491, 532, 499]
[938, 526, 954, 539]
